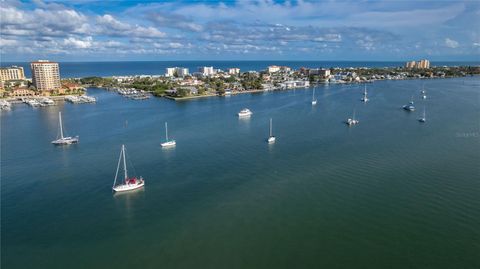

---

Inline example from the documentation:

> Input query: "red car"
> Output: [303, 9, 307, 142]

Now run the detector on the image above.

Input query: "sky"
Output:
[1, 0, 479, 62]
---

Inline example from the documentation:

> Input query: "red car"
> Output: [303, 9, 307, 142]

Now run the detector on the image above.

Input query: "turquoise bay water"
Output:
[2, 77, 480, 268]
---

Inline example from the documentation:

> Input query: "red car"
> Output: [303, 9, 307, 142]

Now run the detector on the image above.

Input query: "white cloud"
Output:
[0, 38, 18, 47]
[314, 34, 342, 42]
[63, 36, 93, 49]
[445, 38, 459, 48]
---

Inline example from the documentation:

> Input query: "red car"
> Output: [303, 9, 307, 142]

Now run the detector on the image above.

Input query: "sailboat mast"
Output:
[165, 122, 168, 141]
[59, 112, 64, 139]
[122, 145, 128, 180]
[312, 87, 315, 101]
[269, 118, 273, 136]
[113, 146, 123, 188]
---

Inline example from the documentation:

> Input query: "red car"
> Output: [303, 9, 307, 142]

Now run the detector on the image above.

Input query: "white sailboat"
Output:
[361, 85, 369, 102]
[311, 87, 317, 105]
[403, 96, 415, 111]
[421, 84, 427, 99]
[346, 109, 359, 126]
[419, 106, 426, 123]
[112, 145, 144, 192]
[161, 122, 176, 147]
[51, 112, 79, 145]
[267, 118, 276, 143]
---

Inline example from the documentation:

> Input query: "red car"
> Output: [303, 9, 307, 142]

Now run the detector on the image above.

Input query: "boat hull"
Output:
[52, 136, 79, 145]
[268, 136, 276, 143]
[161, 140, 176, 147]
[113, 180, 145, 192]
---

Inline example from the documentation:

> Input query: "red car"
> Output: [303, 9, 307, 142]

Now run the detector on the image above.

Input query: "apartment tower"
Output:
[30, 60, 61, 91]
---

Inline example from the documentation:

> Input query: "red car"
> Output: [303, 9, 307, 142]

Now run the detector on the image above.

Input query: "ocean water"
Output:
[2, 60, 479, 78]
[1, 77, 480, 268]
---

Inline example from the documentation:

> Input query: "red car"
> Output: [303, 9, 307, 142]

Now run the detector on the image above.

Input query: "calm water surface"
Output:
[2, 77, 480, 268]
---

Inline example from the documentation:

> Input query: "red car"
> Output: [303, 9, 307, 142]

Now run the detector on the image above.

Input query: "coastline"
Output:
[154, 75, 478, 101]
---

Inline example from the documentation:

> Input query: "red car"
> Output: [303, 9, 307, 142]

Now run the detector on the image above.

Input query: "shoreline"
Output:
[159, 75, 477, 101]
[2, 75, 477, 103]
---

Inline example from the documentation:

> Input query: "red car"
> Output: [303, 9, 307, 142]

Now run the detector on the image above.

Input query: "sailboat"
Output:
[267, 118, 276, 143]
[419, 106, 426, 123]
[112, 145, 144, 192]
[403, 96, 415, 111]
[311, 87, 317, 105]
[161, 122, 176, 147]
[421, 84, 427, 99]
[51, 112, 79, 145]
[361, 85, 369, 102]
[346, 109, 359, 126]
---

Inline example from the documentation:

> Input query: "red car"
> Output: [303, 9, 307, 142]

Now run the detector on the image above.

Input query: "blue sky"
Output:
[1, 0, 479, 61]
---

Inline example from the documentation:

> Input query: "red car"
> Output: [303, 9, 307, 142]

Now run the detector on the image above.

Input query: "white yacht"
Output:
[311, 87, 317, 105]
[51, 112, 79, 145]
[267, 118, 276, 144]
[161, 122, 176, 147]
[0, 100, 11, 110]
[238, 108, 253, 117]
[361, 85, 369, 102]
[112, 144, 144, 192]
[25, 99, 41, 107]
[39, 97, 55, 106]
[346, 110, 359, 126]
[79, 95, 97, 103]
[419, 107, 426, 123]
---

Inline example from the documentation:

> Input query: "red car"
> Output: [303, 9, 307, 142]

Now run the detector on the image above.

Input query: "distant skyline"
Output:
[1, 0, 480, 62]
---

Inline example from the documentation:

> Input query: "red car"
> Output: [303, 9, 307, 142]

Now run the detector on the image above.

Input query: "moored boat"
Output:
[112, 145, 144, 192]
[238, 108, 253, 117]
[51, 112, 79, 145]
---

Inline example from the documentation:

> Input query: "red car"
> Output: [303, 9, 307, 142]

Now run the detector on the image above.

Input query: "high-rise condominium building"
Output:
[228, 68, 240, 75]
[0, 66, 26, 82]
[199, 66, 214, 76]
[417, 59, 430, 69]
[30, 60, 61, 91]
[165, 67, 189, 77]
[405, 59, 430, 69]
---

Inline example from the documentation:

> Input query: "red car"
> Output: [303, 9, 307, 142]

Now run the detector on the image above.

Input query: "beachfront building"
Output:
[165, 67, 176, 77]
[199, 66, 214, 76]
[267, 65, 281, 73]
[405, 59, 430, 69]
[417, 59, 430, 69]
[166, 67, 190, 77]
[177, 68, 189, 77]
[308, 68, 331, 77]
[0, 66, 26, 82]
[30, 60, 61, 91]
[405, 61, 416, 68]
[228, 68, 240, 75]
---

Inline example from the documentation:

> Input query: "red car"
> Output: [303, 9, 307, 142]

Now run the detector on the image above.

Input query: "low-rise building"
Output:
[308, 68, 331, 77]
[10, 86, 36, 97]
[267, 65, 281, 73]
